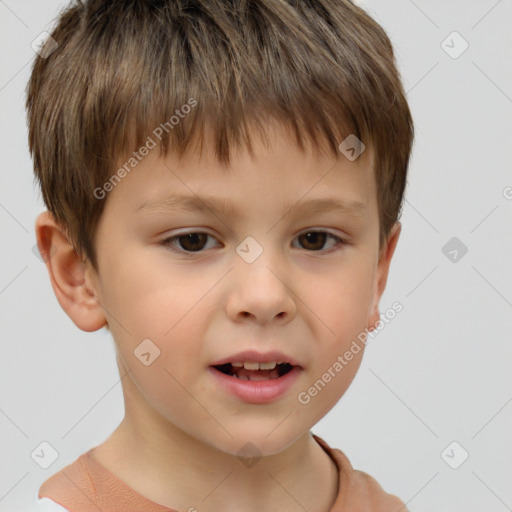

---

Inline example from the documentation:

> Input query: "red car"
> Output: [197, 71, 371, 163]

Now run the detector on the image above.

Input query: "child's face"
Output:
[83, 122, 399, 456]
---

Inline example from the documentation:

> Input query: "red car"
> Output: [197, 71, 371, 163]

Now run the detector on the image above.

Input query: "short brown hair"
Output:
[27, 0, 414, 271]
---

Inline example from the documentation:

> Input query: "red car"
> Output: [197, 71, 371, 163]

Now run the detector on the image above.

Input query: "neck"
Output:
[92, 404, 339, 512]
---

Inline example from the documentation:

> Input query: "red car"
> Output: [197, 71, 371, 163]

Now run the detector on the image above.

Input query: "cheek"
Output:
[297, 258, 375, 407]
[303, 257, 376, 344]
[101, 251, 201, 332]
[100, 255, 210, 379]
[109, 304, 208, 421]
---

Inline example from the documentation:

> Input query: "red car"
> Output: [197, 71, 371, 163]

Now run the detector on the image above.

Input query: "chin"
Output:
[205, 424, 307, 459]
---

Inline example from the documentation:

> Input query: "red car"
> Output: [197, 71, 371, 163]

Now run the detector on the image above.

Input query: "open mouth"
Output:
[212, 362, 295, 381]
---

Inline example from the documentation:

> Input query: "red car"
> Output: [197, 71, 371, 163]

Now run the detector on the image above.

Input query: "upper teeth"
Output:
[231, 361, 284, 370]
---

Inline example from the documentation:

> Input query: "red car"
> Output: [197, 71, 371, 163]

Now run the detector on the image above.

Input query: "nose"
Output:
[225, 249, 298, 325]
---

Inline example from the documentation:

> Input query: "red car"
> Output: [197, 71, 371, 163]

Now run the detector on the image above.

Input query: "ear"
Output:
[35, 211, 107, 332]
[367, 222, 401, 331]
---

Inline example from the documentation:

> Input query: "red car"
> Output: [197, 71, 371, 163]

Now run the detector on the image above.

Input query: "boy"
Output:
[28, 0, 413, 510]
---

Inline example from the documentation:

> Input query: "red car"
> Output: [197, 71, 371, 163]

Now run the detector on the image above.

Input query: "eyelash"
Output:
[158, 230, 346, 256]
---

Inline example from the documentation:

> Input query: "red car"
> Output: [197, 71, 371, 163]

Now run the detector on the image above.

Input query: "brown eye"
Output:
[296, 231, 342, 251]
[160, 232, 215, 253]
[298, 232, 326, 250]
[176, 233, 208, 251]
[159, 230, 344, 255]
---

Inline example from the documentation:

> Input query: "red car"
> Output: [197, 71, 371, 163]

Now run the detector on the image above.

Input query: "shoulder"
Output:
[313, 434, 408, 512]
[37, 452, 98, 508]
[334, 446, 408, 511]
[349, 468, 408, 511]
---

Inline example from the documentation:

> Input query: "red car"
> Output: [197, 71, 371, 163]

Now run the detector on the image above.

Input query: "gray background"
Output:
[1, 1, 511, 511]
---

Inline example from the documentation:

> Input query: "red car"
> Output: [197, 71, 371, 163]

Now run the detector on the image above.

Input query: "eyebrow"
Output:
[135, 194, 367, 220]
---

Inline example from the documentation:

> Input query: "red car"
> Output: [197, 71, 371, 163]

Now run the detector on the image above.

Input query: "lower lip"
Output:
[208, 366, 302, 404]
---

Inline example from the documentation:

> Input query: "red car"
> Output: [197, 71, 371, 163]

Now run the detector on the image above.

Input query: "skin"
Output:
[35, 121, 400, 512]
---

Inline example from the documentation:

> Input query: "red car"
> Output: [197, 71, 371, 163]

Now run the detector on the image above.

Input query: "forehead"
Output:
[106, 122, 377, 222]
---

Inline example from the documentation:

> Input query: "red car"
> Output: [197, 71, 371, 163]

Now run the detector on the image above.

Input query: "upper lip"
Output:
[210, 349, 302, 368]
